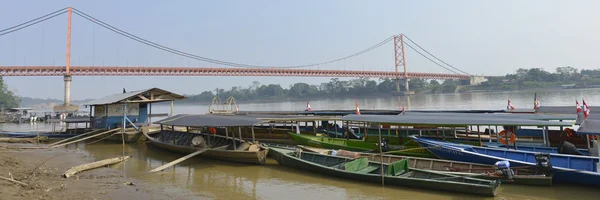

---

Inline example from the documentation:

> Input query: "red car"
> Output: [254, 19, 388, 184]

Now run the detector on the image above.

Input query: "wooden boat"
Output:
[144, 130, 268, 164]
[288, 132, 437, 158]
[412, 136, 600, 186]
[291, 144, 552, 186]
[269, 147, 500, 197]
[147, 114, 270, 164]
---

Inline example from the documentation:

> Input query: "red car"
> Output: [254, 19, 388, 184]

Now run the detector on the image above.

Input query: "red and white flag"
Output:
[507, 99, 515, 110]
[355, 100, 361, 115]
[306, 101, 312, 111]
[583, 100, 590, 118]
[576, 100, 582, 113]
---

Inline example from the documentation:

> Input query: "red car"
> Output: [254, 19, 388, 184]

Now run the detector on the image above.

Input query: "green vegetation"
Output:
[183, 78, 460, 103]
[0, 77, 20, 108]
[469, 67, 600, 91]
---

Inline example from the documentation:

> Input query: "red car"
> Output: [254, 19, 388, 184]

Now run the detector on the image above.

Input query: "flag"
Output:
[576, 100, 582, 113]
[306, 101, 312, 111]
[355, 100, 361, 115]
[534, 93, 540, 109]
[583, 100, 590, 118]
[507, 99, 515, 110]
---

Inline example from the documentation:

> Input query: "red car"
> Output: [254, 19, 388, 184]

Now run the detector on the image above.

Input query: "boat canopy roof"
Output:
[576, 119, 600, 135]
[239, 114, 340, 122]
[155, 114, 265, 127]
[401, 112, 576, 121]
[340, 114, 573, 127]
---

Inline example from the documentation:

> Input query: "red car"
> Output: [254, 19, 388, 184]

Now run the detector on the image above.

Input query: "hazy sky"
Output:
[1, 0, 599, 100]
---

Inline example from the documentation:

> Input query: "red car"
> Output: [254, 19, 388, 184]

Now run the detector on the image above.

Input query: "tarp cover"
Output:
[401, 112, 575, 121]
[537, 106, 600, 115]
[576, 119, 600, 135]
[154, 114, 264, 127]
[341, 114, 573, 127]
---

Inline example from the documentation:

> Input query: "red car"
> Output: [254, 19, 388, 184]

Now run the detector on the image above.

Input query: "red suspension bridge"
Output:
[0, 7, 486, 112]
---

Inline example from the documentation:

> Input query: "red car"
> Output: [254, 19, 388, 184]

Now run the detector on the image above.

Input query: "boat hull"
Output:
[270, 147, 499, 197]
[145, 130, 269, 165]
[413, 136, 600, 186]
[288, 132, 436, 158]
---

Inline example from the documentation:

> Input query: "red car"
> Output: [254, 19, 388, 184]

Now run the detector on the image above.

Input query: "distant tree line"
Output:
[474, 67, 600, 91]
[183, 78, 461, 103]
[0, 77, 20, 109]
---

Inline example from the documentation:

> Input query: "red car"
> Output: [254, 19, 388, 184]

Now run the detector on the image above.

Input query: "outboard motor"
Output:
[493, 160, 514, 180]
[557, 141, 584, 155]
[380, 138, 389, 152]
[534, 153, 553, 176]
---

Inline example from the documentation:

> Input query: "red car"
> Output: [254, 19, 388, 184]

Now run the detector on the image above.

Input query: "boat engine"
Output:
[557, 141, 584, 155]
[534, 153, 553, 176]
[380, 138, 389, 152]
[493, 160, 514, 180]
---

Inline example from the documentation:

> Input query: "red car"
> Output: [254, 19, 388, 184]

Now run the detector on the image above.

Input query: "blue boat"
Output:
[411, 136, 600, 186]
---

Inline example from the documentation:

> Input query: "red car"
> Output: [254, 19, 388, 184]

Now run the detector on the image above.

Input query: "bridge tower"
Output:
[53, 7, 79, 113]
[393, 34, 413, 95]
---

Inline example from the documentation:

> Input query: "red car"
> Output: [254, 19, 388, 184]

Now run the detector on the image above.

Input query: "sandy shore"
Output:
[0, 144, 197, 200]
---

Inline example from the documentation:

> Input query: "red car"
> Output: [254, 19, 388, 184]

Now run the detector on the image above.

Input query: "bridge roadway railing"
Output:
[0, 66, 470, 79]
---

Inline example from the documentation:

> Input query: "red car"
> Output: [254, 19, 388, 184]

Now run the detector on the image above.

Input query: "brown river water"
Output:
[5, 89, 600, 199]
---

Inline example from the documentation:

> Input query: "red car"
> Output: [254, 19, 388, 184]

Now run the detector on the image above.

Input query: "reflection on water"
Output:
[72, 142, 600, 200]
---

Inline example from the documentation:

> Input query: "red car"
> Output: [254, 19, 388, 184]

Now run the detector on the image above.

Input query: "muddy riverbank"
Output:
[0, 144, 197, 200]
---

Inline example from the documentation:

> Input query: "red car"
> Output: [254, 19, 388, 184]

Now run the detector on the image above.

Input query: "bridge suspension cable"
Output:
[403, 35, 470, 76]
[72, 8, 393, 69]
[0, 7, 68, 37]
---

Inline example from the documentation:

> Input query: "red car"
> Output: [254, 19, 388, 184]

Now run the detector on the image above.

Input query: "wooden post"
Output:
[148, 103, 152, 125]
[334, 121, 338, 138]
[89, 105, 93, 128]
[170, 101, 174, 116]
[505, 126, 510, 150]
[378, 123, 384, 186]
[477, 125, 482, 147]
[541, 126, 547, 147]
[238, 127, 242, 142]
[513, 127, 519, 150]
[229, 128, 236, 149]
[251, 125, 256, 142]
[488, 125, 492, 143]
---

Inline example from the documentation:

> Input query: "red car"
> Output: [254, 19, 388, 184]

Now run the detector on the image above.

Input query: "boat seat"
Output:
[386, 159, 409, 176]
[344, 158, 370, 172]
[356, 165, 380, 173]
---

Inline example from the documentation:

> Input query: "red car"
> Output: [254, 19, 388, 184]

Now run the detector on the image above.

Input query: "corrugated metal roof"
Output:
[155, 114, 264, 127]
[402, 112, 576, 121]
[84, 88, 185, 106]
[577, 119, 600, 135]
[340, 114, 573, 127]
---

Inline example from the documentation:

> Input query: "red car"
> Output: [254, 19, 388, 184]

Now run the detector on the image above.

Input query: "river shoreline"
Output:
[0, 143, 197, 200]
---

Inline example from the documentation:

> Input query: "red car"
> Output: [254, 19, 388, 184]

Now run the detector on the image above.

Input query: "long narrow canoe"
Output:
[290, 144, 552, 186]
[287, 132, 437, 158]
[270, 147, 500, 197]
[412, 136, 600, 186]
[143, 130, 269, 164]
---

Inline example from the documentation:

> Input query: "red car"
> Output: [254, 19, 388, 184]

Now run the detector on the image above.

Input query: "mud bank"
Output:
[0, 144, 197, 200]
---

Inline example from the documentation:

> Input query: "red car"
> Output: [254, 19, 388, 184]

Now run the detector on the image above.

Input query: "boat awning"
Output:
[154, 114, 265, 127]
[400, 112, 576, 121]
[576, 119, 600, 135]
[238, 114, 341, 122]
[340, 114, 573, 127]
